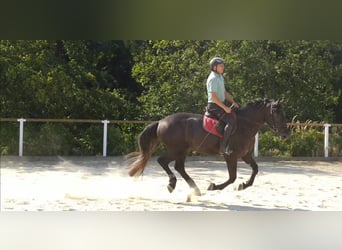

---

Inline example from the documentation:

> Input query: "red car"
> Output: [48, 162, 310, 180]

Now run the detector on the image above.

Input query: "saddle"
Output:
[203, 110, 223, 138]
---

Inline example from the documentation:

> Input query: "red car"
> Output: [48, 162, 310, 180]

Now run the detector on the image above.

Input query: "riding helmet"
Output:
[209, 57, 224, 70]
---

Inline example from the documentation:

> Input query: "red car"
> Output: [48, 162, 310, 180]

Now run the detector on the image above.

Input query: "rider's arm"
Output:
[224, 91, 240, 108]
[210, 92, 231, 113]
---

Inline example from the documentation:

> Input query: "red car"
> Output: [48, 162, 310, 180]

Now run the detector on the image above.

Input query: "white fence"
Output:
[1, 118, 151, 157]
[0, 118, 341, 157]
[254, 123, 333, 158]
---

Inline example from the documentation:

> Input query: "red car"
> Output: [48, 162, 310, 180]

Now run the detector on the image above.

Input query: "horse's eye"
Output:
[274, 107, 282, 113]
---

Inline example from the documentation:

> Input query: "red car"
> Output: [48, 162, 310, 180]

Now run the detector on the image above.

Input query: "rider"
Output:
[206, 57, 239, 155]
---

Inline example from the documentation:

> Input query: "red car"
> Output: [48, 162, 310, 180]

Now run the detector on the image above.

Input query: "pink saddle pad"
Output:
[203, 116, 223, 138]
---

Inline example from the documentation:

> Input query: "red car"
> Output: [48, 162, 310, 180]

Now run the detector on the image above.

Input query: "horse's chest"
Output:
[232, 137, 254, 156]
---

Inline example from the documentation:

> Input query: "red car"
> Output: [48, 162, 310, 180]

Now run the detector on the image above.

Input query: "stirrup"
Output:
[224, 149, 233, 156]
[224, 145, 233, 156]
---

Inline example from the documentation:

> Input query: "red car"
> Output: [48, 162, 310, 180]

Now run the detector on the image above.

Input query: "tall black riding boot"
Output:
[215, 120, 225, 135]
[220, 124, 233, 155]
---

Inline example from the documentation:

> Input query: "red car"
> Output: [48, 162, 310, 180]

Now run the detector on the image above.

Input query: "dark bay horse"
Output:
[128, 99, 289, 195]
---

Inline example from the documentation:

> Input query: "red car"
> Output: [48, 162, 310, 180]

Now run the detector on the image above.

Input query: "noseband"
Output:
[268, 103, 287, 133]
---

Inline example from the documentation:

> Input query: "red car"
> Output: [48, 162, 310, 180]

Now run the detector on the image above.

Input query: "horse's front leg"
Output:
[208, 155, 237, 191]
[238, 153, 259, 190]
[175, 158, 201, 196]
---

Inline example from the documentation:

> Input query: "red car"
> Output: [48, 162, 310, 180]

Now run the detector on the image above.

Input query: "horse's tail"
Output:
[127, 121, 159, 177]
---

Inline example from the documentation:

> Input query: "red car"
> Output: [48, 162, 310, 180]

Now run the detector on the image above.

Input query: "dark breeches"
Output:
[206, 103, 236, 128]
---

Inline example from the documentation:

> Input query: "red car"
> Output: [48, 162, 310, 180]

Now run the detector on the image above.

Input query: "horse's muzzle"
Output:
[278, 129, 290, 140]
[275, 126, 290, 140]
[279, 134, 288, 140]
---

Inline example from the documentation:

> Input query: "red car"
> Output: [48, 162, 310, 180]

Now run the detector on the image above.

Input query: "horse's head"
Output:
[265, 99, 289, 139]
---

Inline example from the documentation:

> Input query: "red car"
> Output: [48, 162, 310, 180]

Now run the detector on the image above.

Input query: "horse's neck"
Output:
[237, 107, 266, 135]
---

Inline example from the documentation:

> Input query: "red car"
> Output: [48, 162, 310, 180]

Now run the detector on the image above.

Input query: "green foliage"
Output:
[0, 122, 18, 155]
[258, 130, 289, 157]
[116, 123, 145, 153]
[72, 124, 127, 156]
[72, 125, 103, 155]
[0, 40, 136, 120]
[287, 125, 325, 157]
[132, 40, 341, 122]
[330, 127, 342, 156]
[0, 122, 142, 156]
[131, 40, 211, 119]
[258, 124, 342, 157]
[23, 123, 73, 155]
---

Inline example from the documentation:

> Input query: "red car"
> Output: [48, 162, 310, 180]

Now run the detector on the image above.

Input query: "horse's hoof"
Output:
[238, 183, 245, 191]
[186, 195, 192, 202]
[167, 184, 175, 193]
[193, 188, 201, 196]
[187, 189, 201, 202]
[207, 183, 216, 191]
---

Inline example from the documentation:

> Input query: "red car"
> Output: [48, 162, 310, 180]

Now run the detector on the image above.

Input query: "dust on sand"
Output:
[1, 156, 341, 211]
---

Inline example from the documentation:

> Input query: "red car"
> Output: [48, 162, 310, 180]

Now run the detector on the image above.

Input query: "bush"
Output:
[330, 127, 342, 157]
[72, 124, 103, 155]
[259, 130, 289, 157]
[258, 124, 327, 157]
[288, 127, 324, 157]
[0, 122, 18, 155]
[0, 121, 143, 156]
[116, 123, 146, 154]
[107, 126, 127, 155]
[24, 123, 73, 155]
[71, 124, 129, 156]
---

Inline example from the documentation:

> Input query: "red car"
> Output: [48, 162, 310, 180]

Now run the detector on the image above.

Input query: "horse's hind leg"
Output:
[239, 153, 259, 190]
[157, 155, 177, 193]
[174, 157, 201, 196]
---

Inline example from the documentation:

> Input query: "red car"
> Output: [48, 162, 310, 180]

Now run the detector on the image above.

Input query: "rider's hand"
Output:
[233, 102, 240, 109]
[224, 106, 232, 113]
[230, 102, 240, 111]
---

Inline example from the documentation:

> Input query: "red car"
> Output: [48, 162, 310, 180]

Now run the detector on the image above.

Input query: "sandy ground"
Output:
[1, 156, 341, 211]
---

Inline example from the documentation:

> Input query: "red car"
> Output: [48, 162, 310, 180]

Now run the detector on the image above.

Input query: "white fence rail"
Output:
[0, 118, 341, 157]
[1, 118, 151, 157]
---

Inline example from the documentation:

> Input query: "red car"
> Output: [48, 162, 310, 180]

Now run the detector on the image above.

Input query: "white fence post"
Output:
[102, 120, 110, 157]
[17, 118, 26, 157]
[254, 132, 259, 158]
[324, 124, 331, 158]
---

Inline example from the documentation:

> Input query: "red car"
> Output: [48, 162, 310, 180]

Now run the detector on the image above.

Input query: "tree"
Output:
[131, 40, 341, 122]
[0, 40, 138, 120]
[0, 40, 141, 155]
[223, 40, 340, 122]
[131, 40, 216, 119]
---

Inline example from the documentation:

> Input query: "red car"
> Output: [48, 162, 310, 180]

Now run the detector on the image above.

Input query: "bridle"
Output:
[268, 103, 287, 133]
[236, 102, 287, 133]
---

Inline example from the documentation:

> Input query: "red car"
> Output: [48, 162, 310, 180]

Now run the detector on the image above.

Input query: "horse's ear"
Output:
[274, 98, 284, 105]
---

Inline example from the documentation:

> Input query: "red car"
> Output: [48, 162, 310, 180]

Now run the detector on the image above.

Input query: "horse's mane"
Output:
[237, 98, 272, 114]
[246, 98, 272, 107]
